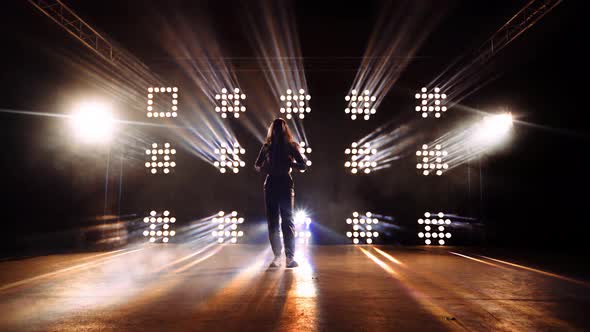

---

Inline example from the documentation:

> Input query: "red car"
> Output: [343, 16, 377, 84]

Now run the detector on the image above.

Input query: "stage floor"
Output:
[0, 244, 588, 331]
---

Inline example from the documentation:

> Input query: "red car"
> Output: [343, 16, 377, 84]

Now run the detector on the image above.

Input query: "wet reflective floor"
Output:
[0, 245, 588, 331]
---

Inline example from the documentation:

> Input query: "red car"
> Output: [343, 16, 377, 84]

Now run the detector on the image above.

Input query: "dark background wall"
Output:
[0, 0, 587, 253]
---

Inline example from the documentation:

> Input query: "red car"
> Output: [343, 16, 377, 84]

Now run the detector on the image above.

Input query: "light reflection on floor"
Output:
[0, 245, 589, 331]
[280, 246, 319, 331]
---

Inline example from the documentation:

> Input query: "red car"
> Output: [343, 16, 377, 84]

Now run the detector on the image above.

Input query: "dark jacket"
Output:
[255, 141, 306, 176]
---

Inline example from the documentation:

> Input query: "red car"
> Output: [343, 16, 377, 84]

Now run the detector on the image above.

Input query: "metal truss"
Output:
[430, 0, 562, 99]
[28, 0, 115, 62]
[475, 0, 563, 63]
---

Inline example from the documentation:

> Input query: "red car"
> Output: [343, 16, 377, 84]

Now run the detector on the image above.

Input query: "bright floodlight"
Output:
[294, 210, 311, 225]
[346, 211, 380, 244]
[344, 89, 377, 120]
[71, 102, 115, 143]
[414, 87, 447, 118]
[279, 88, 311, 120]
[212, 211, 245, 244]
[145, 143, 177, 175]
[294, 210, 312, 244]
[473, 113, 513, 145]
[147, 87, 178, 118]
[143, 209, 177, 243]
[214, 88, 246, 119]
[416, 144, 448, 176]
[214, 142, 246, 174]
[344, 142, 378, 174]
[417, 212, 452, 246]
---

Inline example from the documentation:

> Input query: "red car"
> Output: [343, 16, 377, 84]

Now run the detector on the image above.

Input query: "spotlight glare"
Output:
[281, 89, 311, 118]
[346, 212, 380, 244]
[144, 210, 175, 243]
[215, 88, 246, 118]
[345, 89, 377, 120]
[473, 113, 513, 145]
[146, 143, 176, 175]
[215, 142, 245, 174]
[418, 213, 451, 245]
[70, 102, 115, 143]
[213, 211, 244, 244]
[417, 144, 447, 176]
[293, 210, 312, 244]
[346, 142, 377, 174]
[415, 87, 447, 118]
[146, 87, 178, 118]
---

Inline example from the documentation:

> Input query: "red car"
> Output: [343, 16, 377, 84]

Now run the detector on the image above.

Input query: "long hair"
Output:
[265, 118, 295, 146]
[265, 118, 296, 166]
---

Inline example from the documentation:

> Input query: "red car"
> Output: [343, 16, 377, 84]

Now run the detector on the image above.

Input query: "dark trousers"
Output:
[264, 175, 295, 259]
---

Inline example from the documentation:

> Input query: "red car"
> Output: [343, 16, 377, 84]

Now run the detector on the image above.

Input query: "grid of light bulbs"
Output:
[147, 87, 178, 118]
[414, 87, 447, 118]
[211, 211, 245, 244]
[417, 212, 452, 245]
[279, 89, 311, 120]
[416, 144, 448, 176]
[346, 211, 379, 244]
[344, 142, 377, 174]
[214, 88, 246, 119]
[345, 89, 377, 120]
[294, 211, 312, 244]
[143, 210, 176, 243]
[298, 142, 313, 173]
[145, 143, 177, 175]
[214, 142, 246, 174]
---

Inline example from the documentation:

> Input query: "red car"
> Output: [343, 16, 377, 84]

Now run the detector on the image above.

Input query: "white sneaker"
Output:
[269, 256, 282, 268]
[286, 257, 298, 268]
